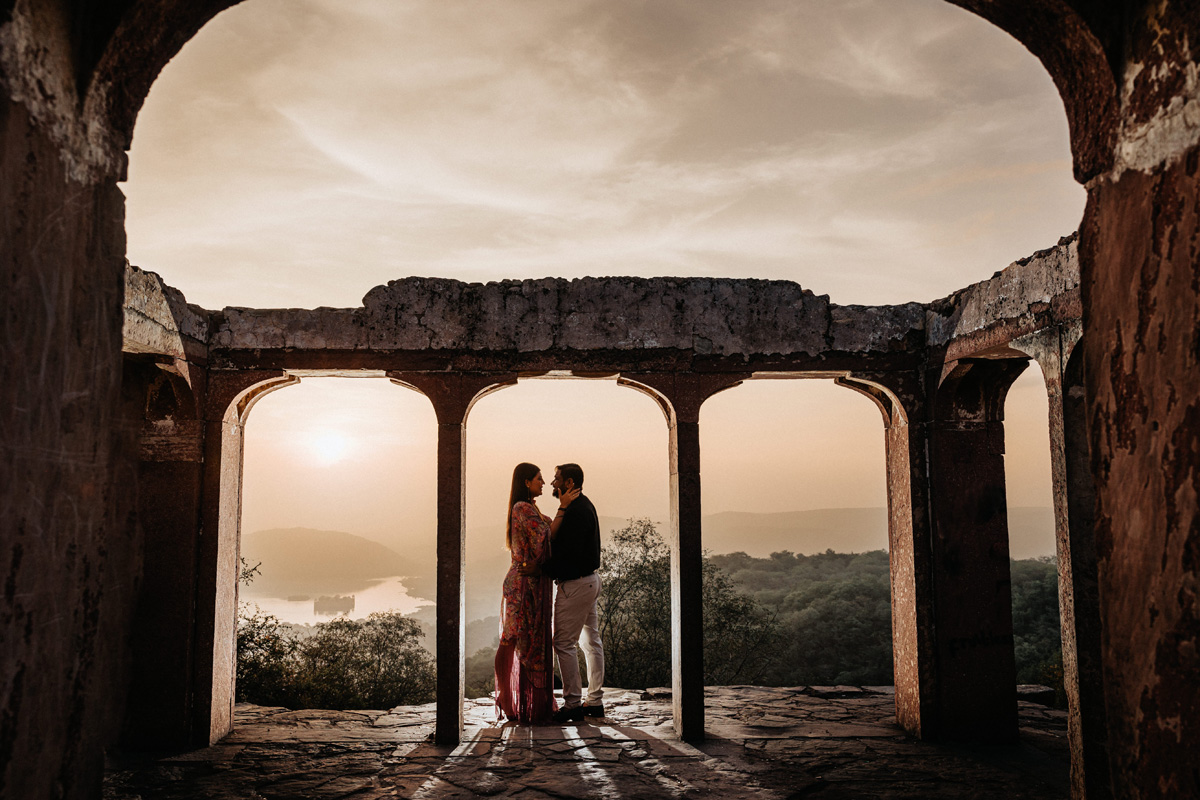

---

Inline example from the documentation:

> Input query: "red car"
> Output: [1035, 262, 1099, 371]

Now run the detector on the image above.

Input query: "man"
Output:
[540, 463, 605, 722]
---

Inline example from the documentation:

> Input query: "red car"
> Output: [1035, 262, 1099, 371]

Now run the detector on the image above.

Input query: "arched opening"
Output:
[235, 377, 438, 711]
[17, 0, 1200, 796]
[462, 377, 669, 718]
[1004, 333, 1110, 796]
[95, 0, 1105, 784]
[1000, 364, 1062, 700]
[699, 378, 891, 699]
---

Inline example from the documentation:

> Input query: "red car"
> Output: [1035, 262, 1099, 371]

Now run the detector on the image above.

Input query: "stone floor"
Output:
[104, 686, 1069, 799]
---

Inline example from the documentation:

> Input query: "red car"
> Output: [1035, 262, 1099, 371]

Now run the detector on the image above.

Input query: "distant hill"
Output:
[700, 507, 1055, 560]
[241, 527, 427, 599]
[246, 508, 1056, 620]
[703, 508, 888, 556]
[705, 503, 1056, 561]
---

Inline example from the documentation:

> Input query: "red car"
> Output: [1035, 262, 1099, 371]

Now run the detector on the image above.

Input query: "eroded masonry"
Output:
[5, 3, 1200, 800]
[120, 235, 1102, 777]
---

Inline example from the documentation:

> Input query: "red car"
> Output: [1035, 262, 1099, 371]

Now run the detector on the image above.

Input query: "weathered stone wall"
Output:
[125, 239, 1077, 366]
[204, 277, 927, 359]
[1082, 3, 1200, 793]
[926, 234, 1080, 355]
[123, 265, 209, 361]
[1, 9, 138, 800]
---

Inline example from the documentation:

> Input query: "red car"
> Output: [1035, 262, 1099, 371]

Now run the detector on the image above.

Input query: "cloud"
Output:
[146, 1, 1067, 538]
[124, 0, 1083, 310]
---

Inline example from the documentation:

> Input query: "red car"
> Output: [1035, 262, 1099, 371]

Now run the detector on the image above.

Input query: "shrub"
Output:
[236, 609, 435, 709]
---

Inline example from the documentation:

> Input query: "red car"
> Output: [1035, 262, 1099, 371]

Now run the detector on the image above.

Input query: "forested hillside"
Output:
[710, 549, 1064, 693]
[239, 524, 1065, 709]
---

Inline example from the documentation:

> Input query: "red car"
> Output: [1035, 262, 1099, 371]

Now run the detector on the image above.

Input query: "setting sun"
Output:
[307, 431, 352, 465]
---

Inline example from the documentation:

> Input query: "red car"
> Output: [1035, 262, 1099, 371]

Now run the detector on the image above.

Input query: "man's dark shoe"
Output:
[552, 705, 585, 723]
[580, 704, 605, 717]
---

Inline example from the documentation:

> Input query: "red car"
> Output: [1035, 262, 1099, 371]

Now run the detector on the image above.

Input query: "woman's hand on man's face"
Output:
[559, 487, 581, 509]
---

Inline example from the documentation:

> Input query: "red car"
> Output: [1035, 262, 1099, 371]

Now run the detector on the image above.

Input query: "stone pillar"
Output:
[1013, 327, 1109, 798]
[121, 356, 206, 749]
[927, 358, 1028, 743]
[1, 91, 134, 800]
[388, 372, 516, 746]
[836, 372, 937, 739]
[194, 370, 297, 745]
[618, 373, 748, 742]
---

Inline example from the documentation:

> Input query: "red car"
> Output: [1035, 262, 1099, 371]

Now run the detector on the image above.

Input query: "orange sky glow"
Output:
[122, 0, 1078, 560]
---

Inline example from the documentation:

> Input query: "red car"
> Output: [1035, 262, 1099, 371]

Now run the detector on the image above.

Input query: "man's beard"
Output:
[552, 488, 560, 498]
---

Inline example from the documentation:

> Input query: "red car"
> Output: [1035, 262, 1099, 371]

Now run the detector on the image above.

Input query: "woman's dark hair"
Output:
[506, 462, 541, 550]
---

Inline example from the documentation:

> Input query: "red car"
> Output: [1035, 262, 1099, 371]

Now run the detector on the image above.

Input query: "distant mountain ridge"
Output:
[245, 508, 1056, 621]
[702, 508, 887, 557]
[698, 507, 1054, 560]
[241, 527, 426, 599]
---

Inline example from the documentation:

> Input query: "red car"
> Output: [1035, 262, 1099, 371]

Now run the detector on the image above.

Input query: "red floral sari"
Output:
[494, 501, 556, 723]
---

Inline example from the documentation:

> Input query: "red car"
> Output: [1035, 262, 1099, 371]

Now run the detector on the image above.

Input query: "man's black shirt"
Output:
[541, 494, 600, 581]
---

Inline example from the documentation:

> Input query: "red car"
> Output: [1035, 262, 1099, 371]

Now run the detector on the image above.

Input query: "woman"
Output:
[494, 462, 577, 723]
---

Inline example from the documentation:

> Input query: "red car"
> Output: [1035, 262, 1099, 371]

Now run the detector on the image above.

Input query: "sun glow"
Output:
[307, 431, 352, 465]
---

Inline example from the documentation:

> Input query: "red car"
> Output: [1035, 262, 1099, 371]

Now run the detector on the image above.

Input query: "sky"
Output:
[123, 0, 1079, 563]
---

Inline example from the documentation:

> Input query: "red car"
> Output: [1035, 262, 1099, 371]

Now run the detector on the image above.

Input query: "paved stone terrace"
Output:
[104, 687, 1068, 799]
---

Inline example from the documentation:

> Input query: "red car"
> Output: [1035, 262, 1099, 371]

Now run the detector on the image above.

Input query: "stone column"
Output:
[1013, 326, 1109, 799]
[836, 372, 937, 739]
[388, 372, 516, 746]
[618, 373, 748, 742]
[121, 356, 206, 749]
[926, 358, 1028, 743]
[195, 370, 297, 745]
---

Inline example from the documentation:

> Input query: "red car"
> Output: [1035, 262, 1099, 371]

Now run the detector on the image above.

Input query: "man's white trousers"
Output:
[553, 573, 605, 708]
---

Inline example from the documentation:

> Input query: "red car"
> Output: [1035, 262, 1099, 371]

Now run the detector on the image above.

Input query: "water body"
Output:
[241, 576, 431, 625]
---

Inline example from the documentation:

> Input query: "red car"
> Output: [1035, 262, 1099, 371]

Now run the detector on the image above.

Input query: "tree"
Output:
[465, 647, 498, 700]
[769, 575, 893, 685]
[235, 609, 436, 709]
[1010, 556, 1065, 703]
[710, 549, 1064, 696]
[291, 612, 435, 709]
[597, 519, 673, 688]
[711, 549, 896, 685]
[236, 607, 298, 706]
[598, 519, 779, 688]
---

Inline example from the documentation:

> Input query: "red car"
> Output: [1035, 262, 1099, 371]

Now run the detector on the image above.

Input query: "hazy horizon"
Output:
[240, 507, 1058, 626]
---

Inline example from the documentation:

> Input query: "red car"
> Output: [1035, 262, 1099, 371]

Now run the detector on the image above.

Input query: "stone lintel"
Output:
[125, 238, 1079, 371]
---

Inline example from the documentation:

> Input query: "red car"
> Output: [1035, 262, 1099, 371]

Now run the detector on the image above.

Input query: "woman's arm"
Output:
[549, 487, 581, 540]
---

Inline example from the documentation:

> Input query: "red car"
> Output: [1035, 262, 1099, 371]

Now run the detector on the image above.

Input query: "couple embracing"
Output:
[494, 462, 605, 724]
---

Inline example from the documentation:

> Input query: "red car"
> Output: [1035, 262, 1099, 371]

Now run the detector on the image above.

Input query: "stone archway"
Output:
[5, 4, 1200, 799]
